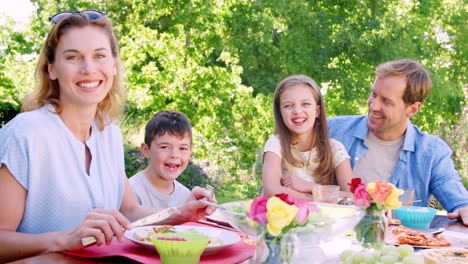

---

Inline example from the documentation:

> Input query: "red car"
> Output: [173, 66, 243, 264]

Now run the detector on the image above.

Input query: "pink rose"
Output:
[351, 184, 371, 207]
[247, 197, 269, 225]
[307, 203, 320, 214]
[292, 199, 310, 224]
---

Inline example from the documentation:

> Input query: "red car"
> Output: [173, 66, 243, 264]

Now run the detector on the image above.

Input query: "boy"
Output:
[129, 110, 192, 207]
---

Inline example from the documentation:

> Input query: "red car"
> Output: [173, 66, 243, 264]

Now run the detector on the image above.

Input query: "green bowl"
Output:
[151, 233, 210, 264]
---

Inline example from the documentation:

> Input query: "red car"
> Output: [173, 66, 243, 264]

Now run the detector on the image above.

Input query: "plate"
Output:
[205, 209, 230, 226]
[124, 225, 241, 255]
[386, 228, 468, 249]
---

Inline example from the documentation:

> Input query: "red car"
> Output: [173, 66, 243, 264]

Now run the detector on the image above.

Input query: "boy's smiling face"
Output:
[142, 132, 192, 182]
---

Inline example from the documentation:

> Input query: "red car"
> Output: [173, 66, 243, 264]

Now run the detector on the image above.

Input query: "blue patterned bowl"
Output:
[394, 206, 437, 228]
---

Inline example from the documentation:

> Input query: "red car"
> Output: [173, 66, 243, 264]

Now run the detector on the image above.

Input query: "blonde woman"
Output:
[0, 10, 214, 262]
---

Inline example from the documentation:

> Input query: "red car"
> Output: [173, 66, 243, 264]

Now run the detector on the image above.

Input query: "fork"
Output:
[205, 184, 215, 200]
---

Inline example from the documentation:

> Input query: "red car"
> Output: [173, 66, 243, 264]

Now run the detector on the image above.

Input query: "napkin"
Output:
[64, 222, 256, 264]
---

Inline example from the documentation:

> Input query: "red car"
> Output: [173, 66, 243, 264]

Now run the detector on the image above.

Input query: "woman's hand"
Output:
[61, 209, 131, 252]
[281, 175, 315, 193]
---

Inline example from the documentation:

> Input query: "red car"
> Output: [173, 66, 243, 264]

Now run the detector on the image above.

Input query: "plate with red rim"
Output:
[124, 225, 241, 255]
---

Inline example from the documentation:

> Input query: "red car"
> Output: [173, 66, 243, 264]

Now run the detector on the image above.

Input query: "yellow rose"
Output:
[384, 184, 404, 209]
[366, 182, 375, 193]
[266, 197, 298, 236]
[245, 199, 253, 212]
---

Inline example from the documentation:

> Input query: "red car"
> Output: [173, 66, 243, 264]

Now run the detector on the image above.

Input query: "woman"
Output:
[0, 10, 214, 262]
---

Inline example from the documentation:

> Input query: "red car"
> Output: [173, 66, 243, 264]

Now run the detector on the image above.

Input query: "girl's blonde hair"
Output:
[22, 13, 125, 130]
[273, 74, 334, 184]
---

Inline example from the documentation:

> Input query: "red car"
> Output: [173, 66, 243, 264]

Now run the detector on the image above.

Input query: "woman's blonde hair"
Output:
[273, 74, 334, 184]
[22, 13, 125, 130]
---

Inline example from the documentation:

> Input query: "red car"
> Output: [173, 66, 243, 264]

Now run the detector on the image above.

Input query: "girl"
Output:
[262, 74, 352, 201]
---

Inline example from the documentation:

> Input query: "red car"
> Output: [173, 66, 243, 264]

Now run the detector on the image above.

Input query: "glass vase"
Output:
[253, 230, 299, 264]
[353, 208, 387, 248]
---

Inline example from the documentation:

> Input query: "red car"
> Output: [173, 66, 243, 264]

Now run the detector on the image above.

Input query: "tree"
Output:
[1, 0, 466, 193]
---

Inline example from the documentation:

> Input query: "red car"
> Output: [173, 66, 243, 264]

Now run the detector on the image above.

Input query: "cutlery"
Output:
[198, 200, 246, 217]
[409, 227, 445, 235]
[81, 206, 178, 246]
[199, 199, 229, 210]
[197, 220, 240, 232]
[205, 185, 215, 200]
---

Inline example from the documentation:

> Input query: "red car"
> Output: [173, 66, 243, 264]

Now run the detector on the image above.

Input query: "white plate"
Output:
[124, 225, 241, 255]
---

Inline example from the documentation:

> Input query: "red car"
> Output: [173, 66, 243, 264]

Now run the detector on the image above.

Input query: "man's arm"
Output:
[426, 138, 468, 215]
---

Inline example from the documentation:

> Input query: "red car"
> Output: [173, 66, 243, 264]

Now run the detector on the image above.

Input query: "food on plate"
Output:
[134, 225, 175, 242]
[391, 224, 411, 235]
[422, 248, 468, 264]
[153, 225, 176, 233]
[134, 226, 224, 246]
[425, 236, 452, 247]
[392, 225, 451, 247]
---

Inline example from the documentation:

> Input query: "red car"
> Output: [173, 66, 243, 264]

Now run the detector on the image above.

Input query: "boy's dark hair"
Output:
[144, 110, 192, 147]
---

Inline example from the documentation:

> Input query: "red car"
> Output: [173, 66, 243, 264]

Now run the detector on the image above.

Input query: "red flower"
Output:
[247, 197, 269, 225]
[275, 193, 294, 205]
[348, 178, 363, 193]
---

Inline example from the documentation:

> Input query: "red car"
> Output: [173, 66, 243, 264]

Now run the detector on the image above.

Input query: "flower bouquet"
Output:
[348, 178, 404, 247]
[219, 194, 365, 264]
[246, 193, 316, 264]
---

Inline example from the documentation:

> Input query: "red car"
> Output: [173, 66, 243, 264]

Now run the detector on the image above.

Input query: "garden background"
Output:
[0, 0, 466, 203]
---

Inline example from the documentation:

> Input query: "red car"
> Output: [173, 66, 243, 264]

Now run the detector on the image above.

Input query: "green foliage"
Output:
[437, 87, 468, 189]
[1, 0, 466, 201]
[123, 143, 147, 177]
[0, 16, 34, 127]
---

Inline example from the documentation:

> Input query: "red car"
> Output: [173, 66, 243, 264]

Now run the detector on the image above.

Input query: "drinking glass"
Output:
[311, 185, 340, 204]
[389, 188, 415, 224]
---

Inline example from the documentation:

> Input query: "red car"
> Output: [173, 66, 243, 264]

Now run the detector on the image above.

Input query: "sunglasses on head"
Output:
[49, 9, 105, 24]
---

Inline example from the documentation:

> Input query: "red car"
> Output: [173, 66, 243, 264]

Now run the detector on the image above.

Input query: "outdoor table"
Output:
[7, 215, 467, 264]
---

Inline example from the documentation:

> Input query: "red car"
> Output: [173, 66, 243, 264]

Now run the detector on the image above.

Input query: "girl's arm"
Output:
[262, 152, 313, 201]
[334, 158, 353, 197]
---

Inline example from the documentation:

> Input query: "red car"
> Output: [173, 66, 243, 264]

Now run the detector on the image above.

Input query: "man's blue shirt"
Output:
[328, 115, 468, 213]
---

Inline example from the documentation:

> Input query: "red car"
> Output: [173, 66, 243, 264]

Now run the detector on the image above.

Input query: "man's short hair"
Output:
[144, 110, 192, 147]
[376, 59, 432, 105]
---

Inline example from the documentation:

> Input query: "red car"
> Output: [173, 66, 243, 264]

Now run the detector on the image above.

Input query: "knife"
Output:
[81, 206, 179, 246]
[197, 219, 240, 232]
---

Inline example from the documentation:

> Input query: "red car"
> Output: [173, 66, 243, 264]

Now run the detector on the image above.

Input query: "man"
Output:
[328, 59, 468, 225]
